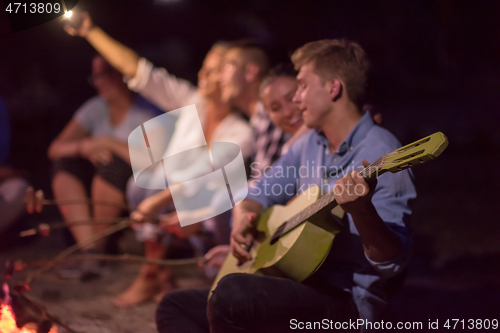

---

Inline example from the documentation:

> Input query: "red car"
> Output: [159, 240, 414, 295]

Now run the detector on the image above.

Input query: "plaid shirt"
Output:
[249, 103, 290, 180]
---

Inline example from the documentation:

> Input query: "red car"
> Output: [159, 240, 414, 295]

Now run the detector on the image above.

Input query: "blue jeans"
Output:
[156, 273, 359, 333]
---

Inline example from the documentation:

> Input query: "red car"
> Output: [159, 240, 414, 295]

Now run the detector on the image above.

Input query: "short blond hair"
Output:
[229, 39, 270, 80]
[209, 41, 234, 54]
[291, 39, 370, 106]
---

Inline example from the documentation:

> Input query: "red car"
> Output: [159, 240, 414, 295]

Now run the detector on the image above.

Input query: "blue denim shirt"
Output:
[246, 112, 416, 322]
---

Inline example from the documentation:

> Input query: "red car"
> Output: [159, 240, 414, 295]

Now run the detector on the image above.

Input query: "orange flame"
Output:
[0, 304, 57, 333]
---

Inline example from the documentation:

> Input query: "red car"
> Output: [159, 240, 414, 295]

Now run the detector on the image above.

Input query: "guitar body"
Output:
[210, 185, 344, 295]
[209, 131, 449, 297]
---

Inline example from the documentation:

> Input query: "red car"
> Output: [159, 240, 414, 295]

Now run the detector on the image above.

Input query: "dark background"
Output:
[1, 0, 500, 325]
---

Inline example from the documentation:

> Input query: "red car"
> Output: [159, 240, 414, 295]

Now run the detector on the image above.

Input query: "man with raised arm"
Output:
[156, 39, 416, 332]
[65, 12, 253, 307]
[219, 41, 291, 178]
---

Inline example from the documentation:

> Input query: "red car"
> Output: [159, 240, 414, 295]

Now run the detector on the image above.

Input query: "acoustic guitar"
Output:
[210, 132, 448, 295]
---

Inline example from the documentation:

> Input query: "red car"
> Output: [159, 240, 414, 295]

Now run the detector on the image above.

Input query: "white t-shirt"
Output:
[74, 96, 159, 143]
[126, 58, 254, 186]
[126, 59, 254, 234]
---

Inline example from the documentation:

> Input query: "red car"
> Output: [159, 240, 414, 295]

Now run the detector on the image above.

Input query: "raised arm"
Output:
[65, 12, 198, 112]
[65, 12, 139, 79]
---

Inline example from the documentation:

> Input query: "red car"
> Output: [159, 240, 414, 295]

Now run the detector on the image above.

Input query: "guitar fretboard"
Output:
[271, 155, 387, 242]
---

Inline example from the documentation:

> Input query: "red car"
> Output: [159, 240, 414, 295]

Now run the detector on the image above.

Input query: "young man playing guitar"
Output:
[157, 39, 416, 332]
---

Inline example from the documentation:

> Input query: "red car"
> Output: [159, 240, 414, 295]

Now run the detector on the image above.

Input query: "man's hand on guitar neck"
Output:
[334, 160, 402, 263]
[230, 199, 262, 263]
[333, 160, 376, 214]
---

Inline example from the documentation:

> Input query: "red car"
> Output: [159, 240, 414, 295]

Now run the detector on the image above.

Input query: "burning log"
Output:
[1, 283, 63, 333]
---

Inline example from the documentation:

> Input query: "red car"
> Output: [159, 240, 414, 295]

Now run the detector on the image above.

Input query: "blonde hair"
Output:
[229, 39, 270, 80]
[291, 39, 370, 106]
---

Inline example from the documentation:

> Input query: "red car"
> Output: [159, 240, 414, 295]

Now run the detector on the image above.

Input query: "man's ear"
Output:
[329, 79, 343, 102]
[244, 63, 260, 83]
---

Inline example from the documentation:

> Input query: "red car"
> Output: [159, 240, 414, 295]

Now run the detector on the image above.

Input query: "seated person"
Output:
[217, 41, 290, 180]
[259, 63, 311, 156]
[48, 56, 162, 278]
[118, 42, 253, 307]
[156, 39, 416, 333]
[64, 12, 254, 306]
[204, 63, 312, 265]
[205, 65, 387, 267]
[0, 97, 30, 235]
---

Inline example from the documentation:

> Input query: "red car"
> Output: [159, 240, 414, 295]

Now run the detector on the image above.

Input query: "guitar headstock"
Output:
[378, 132, 448, 174]
[272, 132, 448, 244]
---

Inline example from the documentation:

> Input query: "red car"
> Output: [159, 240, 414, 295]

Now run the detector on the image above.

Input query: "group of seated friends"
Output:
[49, 11, 415, 333]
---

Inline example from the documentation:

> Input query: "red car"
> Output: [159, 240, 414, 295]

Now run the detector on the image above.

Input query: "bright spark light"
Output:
[64, 10, 73, 18]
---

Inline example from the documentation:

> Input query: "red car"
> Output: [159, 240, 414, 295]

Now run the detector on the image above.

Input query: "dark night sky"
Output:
[1, 0, 499, 193]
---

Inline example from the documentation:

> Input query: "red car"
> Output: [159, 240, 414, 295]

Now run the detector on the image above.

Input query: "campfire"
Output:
[0, 303, 58, 333]
[0, 284, 58, 333]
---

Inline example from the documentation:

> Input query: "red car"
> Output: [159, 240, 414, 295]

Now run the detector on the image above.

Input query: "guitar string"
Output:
[275, 135, 439, 239]
[282, 147, 416, 234]
[281, 155, 386, 234]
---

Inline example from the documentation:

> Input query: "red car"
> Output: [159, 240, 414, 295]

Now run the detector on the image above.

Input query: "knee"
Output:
[209, 273, 247, 303]
[208, 273, 254, 324]
[0, 177, 29, 213]
[156, 292, 174, 312]
[52, 170, 69, 182]
[155, 290, 187, 333]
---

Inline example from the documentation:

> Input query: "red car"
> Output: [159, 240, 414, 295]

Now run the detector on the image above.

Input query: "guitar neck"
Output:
[270, 132, 448, 245]
[276, 156, 387, 238]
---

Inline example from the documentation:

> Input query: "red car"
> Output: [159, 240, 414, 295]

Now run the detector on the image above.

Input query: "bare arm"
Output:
[131, 189, 174, 221]
[65, 12, 139, 78]
[65, 12, 198, 112]
[93, 137, 130, 163]
[48, 119, 129, 165]
[48, 119, 88, 160]
[230, 199, 262, 262]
